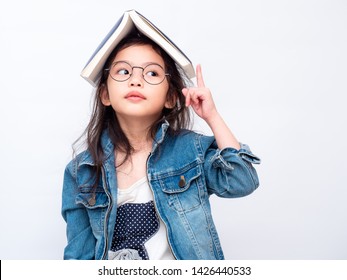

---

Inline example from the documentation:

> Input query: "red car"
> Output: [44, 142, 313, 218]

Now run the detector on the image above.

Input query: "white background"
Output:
[0, 0, 346, 259]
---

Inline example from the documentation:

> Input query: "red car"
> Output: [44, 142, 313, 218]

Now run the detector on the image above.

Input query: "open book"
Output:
[81, 10, 195, 87]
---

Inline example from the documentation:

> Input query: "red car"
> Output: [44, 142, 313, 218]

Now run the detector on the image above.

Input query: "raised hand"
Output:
[182, 64, 240, 150]
[182, 64, 218, 123]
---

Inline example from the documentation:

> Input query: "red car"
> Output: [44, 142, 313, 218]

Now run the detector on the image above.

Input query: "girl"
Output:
[62, 32, 260, 260]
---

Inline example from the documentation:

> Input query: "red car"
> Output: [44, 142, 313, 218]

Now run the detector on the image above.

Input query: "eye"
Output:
[117, 68, 130, 75]
[145, 70, 159, 77]
[144, 64, 164, 78]
[111, 62, 132, 77]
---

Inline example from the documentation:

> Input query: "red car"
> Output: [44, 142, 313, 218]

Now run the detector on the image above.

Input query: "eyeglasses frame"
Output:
[105, 61, 170, 85]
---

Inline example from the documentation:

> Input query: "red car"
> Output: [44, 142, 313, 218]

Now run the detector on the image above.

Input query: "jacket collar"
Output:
[152, 119, 169, 150]
[77, 120, 170, 166]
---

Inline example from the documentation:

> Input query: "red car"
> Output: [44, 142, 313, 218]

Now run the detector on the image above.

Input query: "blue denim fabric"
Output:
[62, 121, 260, 259]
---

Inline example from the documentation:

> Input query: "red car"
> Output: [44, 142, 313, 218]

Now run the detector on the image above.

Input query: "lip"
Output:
[125, 91, 146, 101]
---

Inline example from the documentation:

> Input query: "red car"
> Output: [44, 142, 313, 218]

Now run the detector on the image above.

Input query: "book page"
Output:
[129, 11, 190, 66]
[83, 14, 136, 85]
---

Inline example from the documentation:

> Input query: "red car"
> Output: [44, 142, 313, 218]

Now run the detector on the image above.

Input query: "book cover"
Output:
[81, 10, 195, 87]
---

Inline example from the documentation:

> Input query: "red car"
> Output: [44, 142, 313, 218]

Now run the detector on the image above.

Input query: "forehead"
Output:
[113, 44, 165, 66]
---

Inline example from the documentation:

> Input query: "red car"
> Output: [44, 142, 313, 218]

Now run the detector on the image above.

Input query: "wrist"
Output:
[205, 110, 222, 129]
[206, 112, 241, 150]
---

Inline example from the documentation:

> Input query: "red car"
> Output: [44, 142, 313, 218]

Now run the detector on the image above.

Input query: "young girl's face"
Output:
[101, 44, 173, 122]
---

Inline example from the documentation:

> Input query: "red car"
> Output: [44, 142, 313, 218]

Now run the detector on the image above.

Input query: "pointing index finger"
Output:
[196, 64, 205, 88]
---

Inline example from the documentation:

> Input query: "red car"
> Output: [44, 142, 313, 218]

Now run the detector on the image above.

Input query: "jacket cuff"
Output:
[238, 143, 261, 164]
[211, 143, 261, 170]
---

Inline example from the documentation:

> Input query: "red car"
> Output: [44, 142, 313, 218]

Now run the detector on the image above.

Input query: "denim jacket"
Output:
[62, 121, 260, 260]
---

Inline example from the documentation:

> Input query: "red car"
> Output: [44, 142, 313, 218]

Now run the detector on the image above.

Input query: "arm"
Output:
[203, 139, 260, 197]
[182, 64, 240, 150]
[183, 65, 260, 197]
[62, 163, 96, 259]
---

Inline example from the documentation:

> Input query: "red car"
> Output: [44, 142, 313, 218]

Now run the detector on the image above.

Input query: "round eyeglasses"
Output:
[105, 61, 170, 85]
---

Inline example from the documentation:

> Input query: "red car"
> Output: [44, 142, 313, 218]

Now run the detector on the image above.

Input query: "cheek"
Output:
[161, 82, 170, 98]
[106, 82, 123, 102]
[158, 88, 171, 106]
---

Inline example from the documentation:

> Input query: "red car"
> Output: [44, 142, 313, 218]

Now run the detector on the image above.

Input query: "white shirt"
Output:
[108, 177, 175, 260]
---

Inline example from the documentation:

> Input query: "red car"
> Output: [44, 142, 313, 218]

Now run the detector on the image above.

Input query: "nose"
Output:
[128, 67, 144, 87]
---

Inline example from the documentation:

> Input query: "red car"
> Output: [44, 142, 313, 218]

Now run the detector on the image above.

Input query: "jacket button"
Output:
[178, 176, 186, 188]
[88, 196, 96, 206]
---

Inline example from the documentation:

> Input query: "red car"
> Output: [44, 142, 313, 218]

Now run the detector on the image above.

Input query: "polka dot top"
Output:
[108, 177, 175, 260]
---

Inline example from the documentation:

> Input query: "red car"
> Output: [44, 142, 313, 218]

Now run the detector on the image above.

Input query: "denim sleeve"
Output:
[61, 161, 96, 259]
[204, 142, 261, 198]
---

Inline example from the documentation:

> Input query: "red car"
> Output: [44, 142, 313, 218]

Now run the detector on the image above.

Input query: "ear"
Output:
[100, 85, 111, 106]
[164, 92, 177, 109]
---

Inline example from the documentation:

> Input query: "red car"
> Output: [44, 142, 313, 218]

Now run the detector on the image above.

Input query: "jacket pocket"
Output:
[75, 185, 109, 233]
[159, 163, 204, 213]
[75, 185, 109, 209]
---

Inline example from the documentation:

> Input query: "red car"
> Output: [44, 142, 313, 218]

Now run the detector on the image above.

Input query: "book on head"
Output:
[81, 10, 195, 87]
